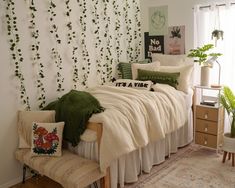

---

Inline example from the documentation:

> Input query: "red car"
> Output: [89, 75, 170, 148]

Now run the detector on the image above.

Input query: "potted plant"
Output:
[187, 44, 222, 86]
[211, 29, 224, 46]
[220, 86, 235, 154]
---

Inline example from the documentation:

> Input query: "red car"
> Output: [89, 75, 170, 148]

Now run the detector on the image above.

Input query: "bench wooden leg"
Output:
[22, 164, 27, 184]
[222, 151, 228, 163]
[100, 168, 110, 188]
[232, 153, 235, 167]
[228, 152, 231, 160]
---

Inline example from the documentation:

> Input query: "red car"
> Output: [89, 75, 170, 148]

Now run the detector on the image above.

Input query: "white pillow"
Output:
[131, 61, 160, 79]
[114, 79, 152, 90]
[152, 53, 192, 66]
[159, 64, 194, 93]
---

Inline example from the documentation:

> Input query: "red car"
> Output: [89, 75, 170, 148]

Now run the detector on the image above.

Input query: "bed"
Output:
[67, 54, 195, 188]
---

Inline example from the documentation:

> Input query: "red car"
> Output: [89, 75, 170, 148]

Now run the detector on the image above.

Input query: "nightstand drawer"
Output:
[195, 119, 218, 135]
[196, 106, 219, 121]
[195, 132, 217, 149]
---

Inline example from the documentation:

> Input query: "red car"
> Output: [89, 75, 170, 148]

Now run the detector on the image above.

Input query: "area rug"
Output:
[125, 144, 235, 188]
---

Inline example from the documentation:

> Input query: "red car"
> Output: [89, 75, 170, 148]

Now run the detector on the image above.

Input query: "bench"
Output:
[15, 148, 108, 188]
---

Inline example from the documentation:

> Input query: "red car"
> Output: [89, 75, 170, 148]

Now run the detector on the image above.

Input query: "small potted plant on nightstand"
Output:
[187, 44, 222, 86]
[220, 86, 235, 166]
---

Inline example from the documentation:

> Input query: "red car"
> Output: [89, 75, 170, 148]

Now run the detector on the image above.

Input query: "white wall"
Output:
[0, 0, 141, 187]
[140, 0, 225, 53]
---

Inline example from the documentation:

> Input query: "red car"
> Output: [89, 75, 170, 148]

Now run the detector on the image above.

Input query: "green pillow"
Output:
[137, 69, 180, 89]
[118, 59, 150, 79]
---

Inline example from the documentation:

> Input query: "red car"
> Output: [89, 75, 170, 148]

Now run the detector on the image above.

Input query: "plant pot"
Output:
[222, 133, 235, 153]
[200, 66, 210, 86]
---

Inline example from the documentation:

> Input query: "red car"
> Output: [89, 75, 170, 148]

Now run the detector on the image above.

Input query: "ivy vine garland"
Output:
[91, 0, 104, 84]
[4, 0, 31, 110]
[76, 0, 90, 87]
[27, 0, 46, 109]
[48, 0, 65, 94]
[65, 0, 80, 89]
[123, 0, 134, 62]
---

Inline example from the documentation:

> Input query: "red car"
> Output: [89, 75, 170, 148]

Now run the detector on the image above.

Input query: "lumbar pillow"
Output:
[137, 69, 180, 89]
[118, 59, 150, 79]
[18, 110, 56, 148]
[151, 53, 192, 66]
[159, 64, 194, 93]
[31, 122, 64, 157]
[114, 79, 153, 90]
[131, 61, 160, 80]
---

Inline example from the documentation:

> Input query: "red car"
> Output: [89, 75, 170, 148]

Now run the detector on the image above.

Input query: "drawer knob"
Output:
[204, 127, 208, 132]
[204, 113, 208, 119]
[204, 138, 207, 145]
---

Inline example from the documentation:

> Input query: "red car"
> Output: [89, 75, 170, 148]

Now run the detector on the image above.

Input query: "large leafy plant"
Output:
[187, 44, 222, 66]
[220, 86, 235, 138]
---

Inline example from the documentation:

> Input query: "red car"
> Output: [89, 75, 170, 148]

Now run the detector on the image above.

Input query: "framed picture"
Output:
[164, 26, 185, 55]
[144, 32, 164, 60]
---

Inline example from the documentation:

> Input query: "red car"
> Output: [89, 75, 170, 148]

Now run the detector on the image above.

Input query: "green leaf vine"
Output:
[4, 0, 31, 110]
[48, 0, 65, 94]
[102, 0, 114, 83]
[133, 0, 142, 61]
[113, 0, 122, 62]
[65, 0, 80, 89]
[27, 0, 46, 109]
[91, 0, 104, 84]
[76, 0, 90, 87]
[123, 0, 134, 62]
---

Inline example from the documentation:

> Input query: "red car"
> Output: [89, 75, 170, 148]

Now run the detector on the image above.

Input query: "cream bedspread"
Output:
[87, 85, 187, 172]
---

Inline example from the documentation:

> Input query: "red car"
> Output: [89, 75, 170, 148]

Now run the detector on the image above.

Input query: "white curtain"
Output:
[194, 2, 235, 90]
[194, 2, 235, 132]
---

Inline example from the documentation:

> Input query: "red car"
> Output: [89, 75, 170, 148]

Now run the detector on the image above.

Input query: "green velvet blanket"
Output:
[44, 90, 104, 146]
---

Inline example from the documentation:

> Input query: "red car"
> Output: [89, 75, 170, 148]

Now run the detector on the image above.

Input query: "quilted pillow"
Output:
[118, 59, 150, 79]
[159, 64, 194, 93]
[114, 79, 152, 90]
[137, 69, 180, 89]
[151, 53, 192, 66]
[18, 110, 56, 148]
[31, 122, 64, 157]
[131, 61, 160, 80]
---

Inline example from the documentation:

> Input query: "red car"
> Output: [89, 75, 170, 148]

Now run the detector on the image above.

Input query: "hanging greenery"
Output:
[123, 0, 134, 62]
[133, 0, 142, 61]
[4, 0, 31, 110]
[102, 0, 114, 83]
[65, 0, 80, 89]
[48, 0, 65, 94]
[27, 0, 46, 109]
[91, 0, 104, 84]
[76, 0, 90, 87]
[113, 0, 122, 62]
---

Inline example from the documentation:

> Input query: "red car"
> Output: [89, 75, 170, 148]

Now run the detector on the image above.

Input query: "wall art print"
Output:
[144, 32, 164, 60]
[164, 25, 185, 55]
[149, 6, 168, 36]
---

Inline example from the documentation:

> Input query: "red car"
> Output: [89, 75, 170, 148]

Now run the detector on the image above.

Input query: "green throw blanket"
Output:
[44, 90, 104, 146]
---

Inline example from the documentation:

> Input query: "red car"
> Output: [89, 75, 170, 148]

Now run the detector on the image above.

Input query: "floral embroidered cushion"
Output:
[31, 122, 64, 157]
[18, 110, 56, 148]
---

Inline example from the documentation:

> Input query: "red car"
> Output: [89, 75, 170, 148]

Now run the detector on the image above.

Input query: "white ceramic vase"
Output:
[222, 133, 235, 153]
[200, 66, 210, 86]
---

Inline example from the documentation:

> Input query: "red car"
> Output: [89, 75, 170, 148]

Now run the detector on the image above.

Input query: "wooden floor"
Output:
[10, 176, 63, 188]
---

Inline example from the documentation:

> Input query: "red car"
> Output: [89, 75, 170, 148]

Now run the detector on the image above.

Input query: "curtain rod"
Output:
[193, 2, 235, 9]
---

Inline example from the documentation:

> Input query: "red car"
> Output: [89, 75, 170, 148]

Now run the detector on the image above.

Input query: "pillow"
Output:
[118, 59, 150, 79]
[151, 53, 192, 66]
[131, 61, 160, 80]
[159, 64, 194, 93]
[18, 110, 56, 148]
[114, 79, 152, 90]
[137, 69, 180, 89]
[31, 122, 64, 157]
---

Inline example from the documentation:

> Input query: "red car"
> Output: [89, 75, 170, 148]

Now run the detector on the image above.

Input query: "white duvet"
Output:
[87, 84, 187, 172]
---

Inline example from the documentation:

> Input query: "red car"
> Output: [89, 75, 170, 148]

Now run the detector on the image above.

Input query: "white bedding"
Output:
[86, 85, 187, 172]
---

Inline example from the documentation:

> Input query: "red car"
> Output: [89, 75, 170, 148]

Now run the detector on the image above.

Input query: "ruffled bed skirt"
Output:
[68, 109, 193, 188]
